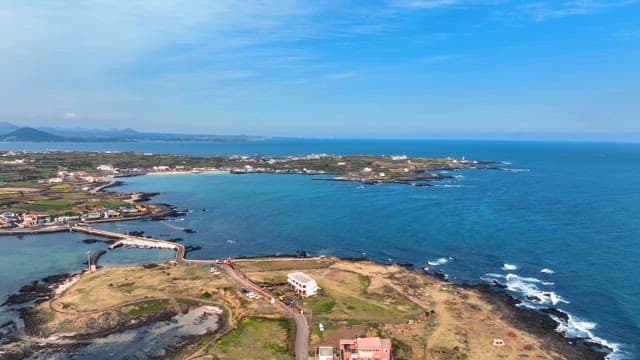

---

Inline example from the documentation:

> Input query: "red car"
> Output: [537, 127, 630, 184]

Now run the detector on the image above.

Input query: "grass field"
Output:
[37, 258, 570, 360]
[52, 264, 234, 312]
[244, 265, 418, 323]
[212, 318, 292, 360]
[34, 199, 75, 207]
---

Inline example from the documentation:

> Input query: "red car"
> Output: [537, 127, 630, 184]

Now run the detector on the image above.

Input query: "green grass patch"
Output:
[34, 199, 74, 207]
[126, 299, 171, 317]
[2, 181, 34, 187]
[305, 296, 336, 314]
[213, 318, 291, 359]
[49, 184, 73, 192]
[92, 200, 129, 208]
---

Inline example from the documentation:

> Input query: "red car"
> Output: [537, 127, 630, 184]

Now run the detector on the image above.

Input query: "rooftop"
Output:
[288, 272, 316, 285]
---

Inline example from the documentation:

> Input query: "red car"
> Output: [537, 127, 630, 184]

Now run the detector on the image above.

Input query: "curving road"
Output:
[220, 264, 309, 360]
[75, 225, 311, 359]
[292, 313, 309, 360]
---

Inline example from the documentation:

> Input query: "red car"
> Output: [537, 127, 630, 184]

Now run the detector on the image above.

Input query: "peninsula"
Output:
[1, 245, 604, 360]
[0, 150, 608, 360]
[0, 150, 496, 232]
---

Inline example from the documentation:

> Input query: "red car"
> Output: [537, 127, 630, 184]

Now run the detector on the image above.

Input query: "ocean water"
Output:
[1, 139, 639, 358]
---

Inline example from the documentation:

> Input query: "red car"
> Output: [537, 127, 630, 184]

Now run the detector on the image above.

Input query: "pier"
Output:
[72, 225, 186, 262]
[61, 224, 310, 359]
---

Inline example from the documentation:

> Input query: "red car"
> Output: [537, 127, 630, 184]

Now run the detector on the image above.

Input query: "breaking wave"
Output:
[427, 257, 450, 266]
[483, 267, 627, 359]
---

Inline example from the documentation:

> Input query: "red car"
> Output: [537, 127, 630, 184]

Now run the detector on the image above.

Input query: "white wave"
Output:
[550, 313, 626, 359]
[427, 257, 449, 266]
[485, 268, 627, 359]
[540, 268, 555, 274]
[502, 263, 518, 271]
[542, 281, 555, 286]
[503, 274, 569, 306]
[484, 273, 506, 279]
[434, 184, 463, 188]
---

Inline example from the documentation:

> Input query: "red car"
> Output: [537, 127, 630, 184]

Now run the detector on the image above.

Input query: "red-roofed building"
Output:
[339, 337, 392, 360]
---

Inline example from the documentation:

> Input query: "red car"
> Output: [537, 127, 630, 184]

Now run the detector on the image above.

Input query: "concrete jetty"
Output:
[72, 225, 185, 262]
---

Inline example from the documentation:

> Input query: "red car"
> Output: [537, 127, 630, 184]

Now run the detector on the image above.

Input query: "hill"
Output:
[0, 127, 62, 142]
[0, 121, 19, 134]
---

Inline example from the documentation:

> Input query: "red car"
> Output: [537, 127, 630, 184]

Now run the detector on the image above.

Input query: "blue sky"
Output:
[1, 0, 639, 138]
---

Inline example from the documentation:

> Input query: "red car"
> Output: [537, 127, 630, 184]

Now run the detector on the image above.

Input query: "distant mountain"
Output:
[0, 121, 19, 135]
[0, 123, 264, 142]
[38, 126, 141, 139]
[36, 126, 264, 142]
[0, 127, 62, 142]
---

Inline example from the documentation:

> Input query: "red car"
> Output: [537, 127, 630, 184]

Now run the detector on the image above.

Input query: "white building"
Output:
[287, 272, 319, 297]
[97, 164, 114, 172]
[316, 346, 334, 360]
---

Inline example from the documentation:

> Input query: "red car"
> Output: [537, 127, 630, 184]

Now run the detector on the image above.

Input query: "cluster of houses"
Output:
[39, 170, 104, 185]
[0, 206, 140, 229]
[286, 272, 393, 360]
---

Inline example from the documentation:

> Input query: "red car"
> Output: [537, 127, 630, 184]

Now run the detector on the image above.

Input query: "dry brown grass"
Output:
[243, 258, 565, 360]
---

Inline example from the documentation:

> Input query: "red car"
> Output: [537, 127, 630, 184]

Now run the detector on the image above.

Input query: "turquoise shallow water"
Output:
[1, 139, 639, 358]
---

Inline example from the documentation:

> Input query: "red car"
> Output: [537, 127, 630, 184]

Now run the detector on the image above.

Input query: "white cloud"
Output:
[388, 0, 460, 9]
[64, 112, 77, 119]
[518, 1, 637, 21]
[419, 54, 467, 63]
[324, 72, 356, 80]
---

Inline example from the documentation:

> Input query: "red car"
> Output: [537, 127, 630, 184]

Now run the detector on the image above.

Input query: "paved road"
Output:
[293, 313, 309, 360]
[221, 264, 310, 360]
[75, 225, 311, 359]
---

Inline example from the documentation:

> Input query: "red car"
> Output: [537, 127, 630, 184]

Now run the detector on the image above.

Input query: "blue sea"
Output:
[1, 139, 639, 359]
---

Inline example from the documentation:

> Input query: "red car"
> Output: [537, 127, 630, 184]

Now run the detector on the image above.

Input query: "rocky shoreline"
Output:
[227, 253, 611, 360]
[463, 282, 606, 360]
[0, 252, 611, 360]
[0, 177, 612, 359]
[0, 271, 226, 360]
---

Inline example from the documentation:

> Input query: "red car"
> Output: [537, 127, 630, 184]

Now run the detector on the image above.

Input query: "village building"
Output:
[287, 272, 319, 297]
[21, 213, 51, 227]
[55, 215, 80, 223]
[339, 337, 392, 360]
[0, 212, 17, 221]
[103, 209, 120, 218]
[96, 164, 114, 171]
[316, 346, 335, 360]
[120, 206, 139, 214]
[83, 212, 102, 221]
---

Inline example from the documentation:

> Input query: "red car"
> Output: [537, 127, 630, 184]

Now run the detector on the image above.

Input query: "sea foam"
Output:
[550, 312, 626, 359]
[502, 263, 518, 271]
[540, 268, 555, 274]
[427, 257, 449, 266]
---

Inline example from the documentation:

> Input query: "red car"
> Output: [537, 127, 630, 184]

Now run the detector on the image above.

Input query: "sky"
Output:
[0, 0, 639, 139]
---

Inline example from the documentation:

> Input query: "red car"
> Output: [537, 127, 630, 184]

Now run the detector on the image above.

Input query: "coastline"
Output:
[1, 251, 610, 360]
[0, 172, 617, 359]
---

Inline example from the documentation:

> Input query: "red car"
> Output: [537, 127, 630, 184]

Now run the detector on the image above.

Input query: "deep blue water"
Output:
[1, 139, 639, 358]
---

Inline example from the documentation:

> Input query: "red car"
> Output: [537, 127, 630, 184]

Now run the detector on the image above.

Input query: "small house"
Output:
[339, 337, 392, 360]
[287, 272, 319, 297]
